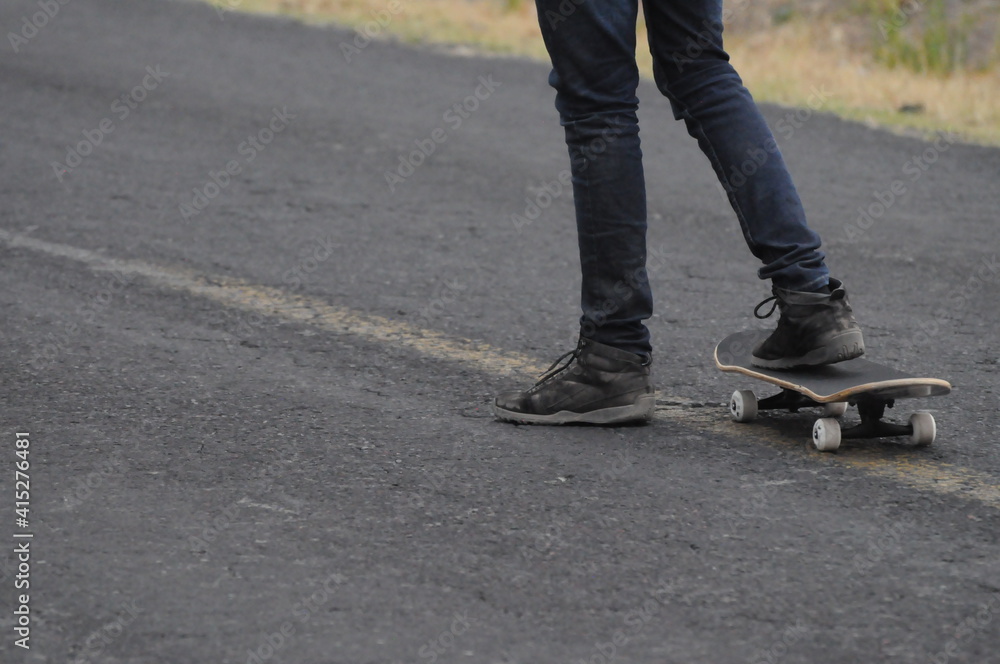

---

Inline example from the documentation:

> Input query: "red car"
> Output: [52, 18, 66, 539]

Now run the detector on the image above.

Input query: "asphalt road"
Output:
[2, 1, 1000, 662]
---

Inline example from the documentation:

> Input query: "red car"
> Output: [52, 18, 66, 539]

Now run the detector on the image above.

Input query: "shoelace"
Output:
[533, 338, 585, 386]
[753, 295, 779, 320]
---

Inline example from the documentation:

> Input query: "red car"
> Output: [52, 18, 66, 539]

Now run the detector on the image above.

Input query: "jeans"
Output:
[535, 0, 829, 356]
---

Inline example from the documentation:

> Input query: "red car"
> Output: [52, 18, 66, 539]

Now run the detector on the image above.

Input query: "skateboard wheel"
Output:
[812, 418, 841, 452]
[730, 390, 758, 423]
[909, 411, 936, 446]
[822, 402, 848, 418]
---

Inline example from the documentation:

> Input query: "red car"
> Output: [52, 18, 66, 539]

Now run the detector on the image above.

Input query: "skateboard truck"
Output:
[810, 395, 937, 452]
[754, 391, 912, 438]
[842, 397, 910, 439]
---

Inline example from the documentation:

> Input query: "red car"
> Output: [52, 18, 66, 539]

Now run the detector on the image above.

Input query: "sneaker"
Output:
[751, 278, 865, 369]
[493, 338, 655, 425]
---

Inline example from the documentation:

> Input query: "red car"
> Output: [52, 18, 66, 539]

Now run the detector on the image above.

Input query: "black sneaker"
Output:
[751, 278, 865, 369]
[493, 338, 655, 425]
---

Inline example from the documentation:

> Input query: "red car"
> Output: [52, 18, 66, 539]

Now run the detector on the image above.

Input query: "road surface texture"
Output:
[2, 1, 1000, 662]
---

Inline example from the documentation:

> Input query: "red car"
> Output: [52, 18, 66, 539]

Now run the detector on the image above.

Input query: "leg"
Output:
[491, 0, 655, 425]
[536, 0, 652, 357]
[642, 0, 827, 291]
[643, 0, 863, 368]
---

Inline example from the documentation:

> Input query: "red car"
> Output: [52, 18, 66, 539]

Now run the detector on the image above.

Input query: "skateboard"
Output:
[715, 330, 951, 452]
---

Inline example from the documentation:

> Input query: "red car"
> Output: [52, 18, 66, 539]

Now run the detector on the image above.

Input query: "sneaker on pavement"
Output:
[751, 278, 865, 369]
[493, 338, 655, 425]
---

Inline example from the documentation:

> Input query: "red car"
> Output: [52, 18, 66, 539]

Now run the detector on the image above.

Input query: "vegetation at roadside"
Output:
[207, 0, 1000, 145]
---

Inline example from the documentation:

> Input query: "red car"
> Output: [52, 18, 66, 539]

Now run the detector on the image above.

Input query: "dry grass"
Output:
[208, 0, 1000, 145]
[213, 0, 549, 57]
[726, 22, 1000, 145]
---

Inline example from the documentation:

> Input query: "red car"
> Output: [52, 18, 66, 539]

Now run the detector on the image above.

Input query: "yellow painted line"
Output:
[0, 229, 545, 378]
[655, 403, 1000, 509]
[4, 229, 999, 509]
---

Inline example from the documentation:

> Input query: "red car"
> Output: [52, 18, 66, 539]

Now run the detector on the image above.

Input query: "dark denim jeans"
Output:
[535, 0, 829, 356]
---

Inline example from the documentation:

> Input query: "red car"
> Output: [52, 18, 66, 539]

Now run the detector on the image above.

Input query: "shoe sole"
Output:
[751, 329, 865, 370]
[493, 394, 656, 425]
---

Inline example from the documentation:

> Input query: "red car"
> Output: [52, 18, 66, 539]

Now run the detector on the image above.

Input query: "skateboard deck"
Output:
[715, 330, 951, 451]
